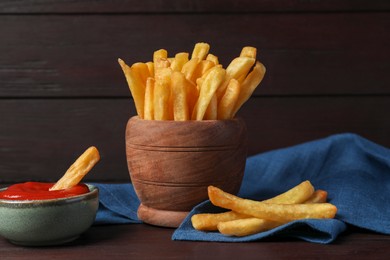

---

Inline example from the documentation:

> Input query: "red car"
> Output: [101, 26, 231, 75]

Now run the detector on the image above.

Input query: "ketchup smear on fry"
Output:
[0, 182, 89, 200]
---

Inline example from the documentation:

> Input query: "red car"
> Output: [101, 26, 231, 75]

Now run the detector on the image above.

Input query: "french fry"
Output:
[181, 58, 201, 84]
[217, 79, 240, 120]
[208, 186, 337, 222]
[204, 94, 218, 120]
[226, 57, 256, 82]
[118, 58, 145, 118]
[192, 66, 225, 120]
[232, 61, 266, 117]
[146, 62, 154, 77]
[216, 56, 255, 100]
[262, 180, 315, 204]
[206, 53, 219, 65]
[240, 46, 257, 59]
[217, 218, 282, 237]
[153, 68, 172, 120]
[154, 58, 170, 74]
[191, 211, 249, 231]
[191, 181, 315, 230]
[191, 42, 210, 60]
[170, 52, 189, 72]
[50, 146, 100, 191]
[187, 80, 199, 117]
[304, 190, 328, 204]
[131, 62, 150, 85]
[153, 49, 168, 61]
[171, 71, 190, 121]
[144, 77, 155, 120]
[153, 49, 169, 75]
[215, 189, 329, 237]
[192, 60, 216, 82]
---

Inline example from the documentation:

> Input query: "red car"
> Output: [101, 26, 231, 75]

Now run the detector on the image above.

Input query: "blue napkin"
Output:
[172, 133, 390, 243]
[93, 133, 390, 243]
[92, 183, 141, 225]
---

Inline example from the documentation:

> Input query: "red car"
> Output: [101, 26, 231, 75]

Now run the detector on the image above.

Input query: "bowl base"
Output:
[137, 204, 189, 228]
[8, 235, 80, 247]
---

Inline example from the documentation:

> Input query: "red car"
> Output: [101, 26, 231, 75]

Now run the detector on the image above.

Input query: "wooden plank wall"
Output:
[0, 1, 389, 184]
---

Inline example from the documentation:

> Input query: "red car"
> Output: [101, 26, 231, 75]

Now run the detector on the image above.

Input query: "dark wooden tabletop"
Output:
[1, 224, 389, 259]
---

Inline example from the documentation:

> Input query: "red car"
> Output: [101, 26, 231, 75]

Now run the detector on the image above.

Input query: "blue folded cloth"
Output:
[92, 183, 141, 225]
[93, 133, 390, 243]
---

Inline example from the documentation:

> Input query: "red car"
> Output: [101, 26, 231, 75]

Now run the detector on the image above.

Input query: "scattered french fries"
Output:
[119, 42, 266, 120]
[50, 146, 100, 191]
[191, 181, 337, 237]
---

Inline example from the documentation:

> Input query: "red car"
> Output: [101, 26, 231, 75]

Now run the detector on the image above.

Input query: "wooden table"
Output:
[1, 224, 389, 259]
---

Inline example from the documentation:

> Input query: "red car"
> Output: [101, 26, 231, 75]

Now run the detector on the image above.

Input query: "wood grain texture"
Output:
[0, 0, 389, 13]
[0, 97, 388, 183]
[0, 1, 389, 186]
[0, 13, 388, 97]
[126, 117, 247, 223]
[0, 224, 389, 259]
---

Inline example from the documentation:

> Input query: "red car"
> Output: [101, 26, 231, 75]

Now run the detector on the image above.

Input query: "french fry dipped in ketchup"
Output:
[0, 147, 100, 200]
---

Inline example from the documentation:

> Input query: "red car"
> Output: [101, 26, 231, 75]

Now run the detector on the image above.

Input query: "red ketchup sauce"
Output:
[0, 182, 89, 200]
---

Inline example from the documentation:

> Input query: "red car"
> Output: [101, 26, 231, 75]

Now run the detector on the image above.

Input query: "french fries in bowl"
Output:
[120, 43, 265, 228]
[118, 42, 266, 121]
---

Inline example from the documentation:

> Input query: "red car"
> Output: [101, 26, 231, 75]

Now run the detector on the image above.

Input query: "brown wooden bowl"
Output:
[125, 116, 248, 227]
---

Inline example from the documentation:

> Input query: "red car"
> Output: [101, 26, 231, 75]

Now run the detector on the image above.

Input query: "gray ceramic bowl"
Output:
[0, 184, 98, 246]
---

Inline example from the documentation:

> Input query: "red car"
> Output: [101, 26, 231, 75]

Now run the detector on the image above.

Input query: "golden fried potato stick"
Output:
[192, 66, 226, 120]
[50, 146, 100, 191]
[191, 180, 315, 230]
[262, 180, 315, 204]
[216, 189, 329, 237]
[204, 94, 218, 120]
[217, 79, 240, 120]
[171, 71, 190, 121]
[191, 211, 249, 231]
[144, 77, 155, 120]
[240, 46, 257, 59]
[208, 186, 337, 222]
[232, 61, 266, 117]
[153, 49, 168, 61]
[217, 218, 282, 237]
[192, 60, 216, 83]
[226, 57, 256, 82]
[170, 52, 189, 72]
[206, 53, 219, 65]
[154, 58, 171, 76]
[216, 56, 255, 100]
[181, 58, 201, 84]
[146, 62, 154, 77]
[304, 190, 328, 203]
[154, 68, 172, 120]
[118, 58, 145, 118]
[153, 49, 168, 75]
[191, 42, 210, 60]
[131, 62, 150, 85]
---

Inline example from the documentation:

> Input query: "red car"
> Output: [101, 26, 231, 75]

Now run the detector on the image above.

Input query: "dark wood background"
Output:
[0, 0, 389, 184]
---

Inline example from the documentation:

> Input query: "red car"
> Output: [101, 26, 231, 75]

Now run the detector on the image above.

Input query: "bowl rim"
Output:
[0, 183, 98, 207]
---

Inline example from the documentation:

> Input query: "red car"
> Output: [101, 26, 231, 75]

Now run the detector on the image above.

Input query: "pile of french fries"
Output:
[118, 42, 266, 120]
[191, 181, 337, 237]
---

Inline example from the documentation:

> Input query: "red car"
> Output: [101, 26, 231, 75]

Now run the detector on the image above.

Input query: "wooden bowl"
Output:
[125, 116, 248, 227]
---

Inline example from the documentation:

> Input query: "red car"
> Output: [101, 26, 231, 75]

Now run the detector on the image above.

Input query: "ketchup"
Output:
[0, 182, 90, 200]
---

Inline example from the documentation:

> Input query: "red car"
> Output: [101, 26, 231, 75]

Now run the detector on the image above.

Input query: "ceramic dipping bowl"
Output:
[125, 116, 248, 228]
[0, 184, 98, 246]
